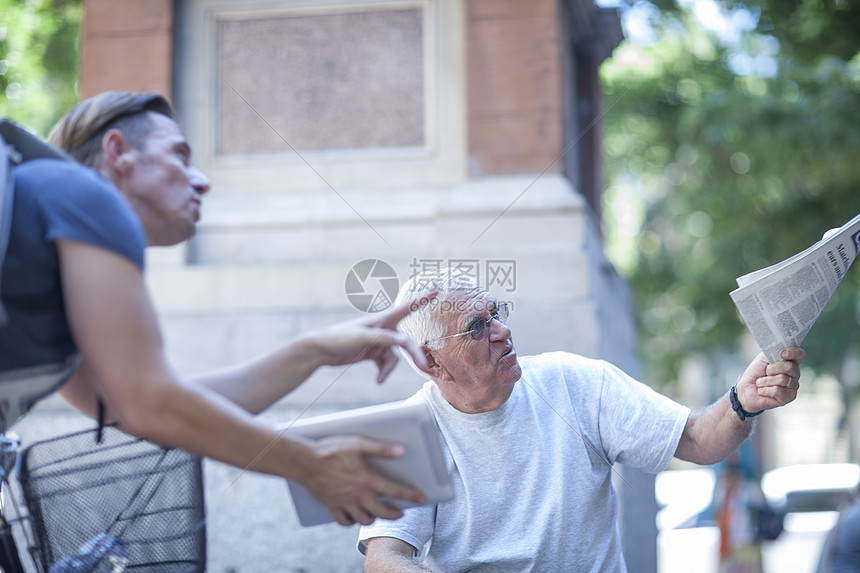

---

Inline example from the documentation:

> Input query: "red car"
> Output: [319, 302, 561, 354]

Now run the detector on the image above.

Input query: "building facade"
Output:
[74, 1, 657, 571]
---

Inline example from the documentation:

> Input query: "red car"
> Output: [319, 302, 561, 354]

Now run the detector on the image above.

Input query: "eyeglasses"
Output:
[428, 303, 510, 345]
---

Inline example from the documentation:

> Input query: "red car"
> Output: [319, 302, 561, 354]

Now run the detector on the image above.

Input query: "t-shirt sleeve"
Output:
[357, 504, 435, 557]
[595, 360, 690, 473]
[30, 160, 146, 269]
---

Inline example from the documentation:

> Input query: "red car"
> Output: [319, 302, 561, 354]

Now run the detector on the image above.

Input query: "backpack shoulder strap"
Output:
[0, 124, 15, 327]
[0, 119, 73, 327]
[0, 119, 73, 163]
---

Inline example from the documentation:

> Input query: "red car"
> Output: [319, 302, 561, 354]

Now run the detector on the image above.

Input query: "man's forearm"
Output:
[674, 392, 754, 465]
[675, 348, 805, 465]
[190, 333, 322, 414]
[116, 374, 315, 478]
[366, 554, 435, 573]
[365, 538, 435, 573]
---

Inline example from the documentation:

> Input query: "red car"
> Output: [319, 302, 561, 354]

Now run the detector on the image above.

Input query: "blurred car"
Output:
[761, 463, 860, 528]
[761, 463, 860, 573]
[656, 467, 718, 531]
[656, 468, 720, 573]
[656, 463, 860, 573]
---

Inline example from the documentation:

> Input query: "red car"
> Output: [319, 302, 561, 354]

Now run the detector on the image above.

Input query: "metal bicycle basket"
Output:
[16, 426, 205, 572]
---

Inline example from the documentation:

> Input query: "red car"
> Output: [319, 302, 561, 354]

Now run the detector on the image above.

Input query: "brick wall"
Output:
[466, 0, 563, 175]
[80, 0, 173, 99]
[79, 0, 566, 178]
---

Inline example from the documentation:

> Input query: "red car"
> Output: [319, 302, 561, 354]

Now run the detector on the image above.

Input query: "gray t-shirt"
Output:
[358, 352, 690, 572]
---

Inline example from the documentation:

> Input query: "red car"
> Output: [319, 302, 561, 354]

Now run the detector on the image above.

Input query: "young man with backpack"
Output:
[0, 92, 430, 527]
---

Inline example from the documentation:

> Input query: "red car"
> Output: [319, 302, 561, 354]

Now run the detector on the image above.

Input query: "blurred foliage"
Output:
[727, 0, 860, 64]
[601, 1, 860, 395]
[0, 0, 81, 136]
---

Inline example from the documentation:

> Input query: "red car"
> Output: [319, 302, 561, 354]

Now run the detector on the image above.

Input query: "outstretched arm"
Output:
[675, 347, 805, 465]
[190, 295, 435, 414]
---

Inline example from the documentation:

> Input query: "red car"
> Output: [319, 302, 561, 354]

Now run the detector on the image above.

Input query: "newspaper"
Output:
[730, 212, 860, 362]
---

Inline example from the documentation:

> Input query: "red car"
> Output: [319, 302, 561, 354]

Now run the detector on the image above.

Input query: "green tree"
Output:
[728, 0, 860, 64]
[0, 0, 81, 136]
[601, 1, 860, 422]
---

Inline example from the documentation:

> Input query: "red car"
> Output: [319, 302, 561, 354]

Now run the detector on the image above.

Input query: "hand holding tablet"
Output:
[280, 401, 453, 527]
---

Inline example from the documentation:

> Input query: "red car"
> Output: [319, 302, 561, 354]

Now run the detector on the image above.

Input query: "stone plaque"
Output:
[217, 8, 425, 155]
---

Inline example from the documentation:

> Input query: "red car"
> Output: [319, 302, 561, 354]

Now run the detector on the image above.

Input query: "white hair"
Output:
[395, 269, 481, 373]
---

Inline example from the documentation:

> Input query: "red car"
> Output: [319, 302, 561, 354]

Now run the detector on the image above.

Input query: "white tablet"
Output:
[279, 400, 453, 527]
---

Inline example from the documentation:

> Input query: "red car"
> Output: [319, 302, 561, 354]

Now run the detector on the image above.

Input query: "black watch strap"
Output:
[730, 384, 764, 422]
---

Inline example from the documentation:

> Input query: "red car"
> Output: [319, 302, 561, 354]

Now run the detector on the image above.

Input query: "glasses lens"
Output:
[468, 319, 487, 341]
[467, 304, 510, 341]
[497, 303, 509, 324]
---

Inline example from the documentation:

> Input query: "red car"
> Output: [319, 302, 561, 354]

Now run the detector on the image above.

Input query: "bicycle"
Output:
[0, 426, 206, 573]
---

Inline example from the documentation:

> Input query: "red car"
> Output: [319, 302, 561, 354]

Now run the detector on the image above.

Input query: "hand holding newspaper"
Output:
[730, 212, 860, 362]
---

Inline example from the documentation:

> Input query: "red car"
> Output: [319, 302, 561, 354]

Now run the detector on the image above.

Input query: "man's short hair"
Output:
[48, 91, 176, 168]
[396, 269, 482, 362]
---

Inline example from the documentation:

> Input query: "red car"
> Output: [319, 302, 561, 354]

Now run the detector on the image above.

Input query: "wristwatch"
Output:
[730, 384, 764, 422]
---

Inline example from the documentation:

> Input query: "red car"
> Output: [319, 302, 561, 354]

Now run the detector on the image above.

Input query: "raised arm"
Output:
[56, 239, 424, 525]
[675, 347, 805, 465]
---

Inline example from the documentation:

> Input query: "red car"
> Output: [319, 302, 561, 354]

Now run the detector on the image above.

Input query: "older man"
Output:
[358, 271, 804, 572]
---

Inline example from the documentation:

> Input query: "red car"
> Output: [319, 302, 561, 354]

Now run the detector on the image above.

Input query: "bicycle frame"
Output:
[0, 433, 26, 573]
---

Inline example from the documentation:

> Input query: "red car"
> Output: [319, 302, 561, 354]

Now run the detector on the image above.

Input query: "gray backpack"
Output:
[0, 119, 81, 430]
[0, 118, 75, 325]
